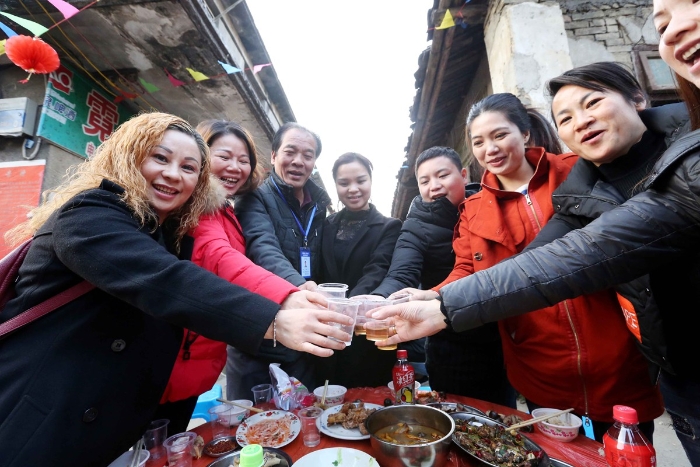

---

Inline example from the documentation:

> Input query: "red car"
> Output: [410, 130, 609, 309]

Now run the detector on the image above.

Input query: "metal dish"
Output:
[366, 404, 455, 467]
[203, 436, 238, 457]
[205, 447, 292, 467]
[426, 402, 486, 416]
[450, 413, 551, 467]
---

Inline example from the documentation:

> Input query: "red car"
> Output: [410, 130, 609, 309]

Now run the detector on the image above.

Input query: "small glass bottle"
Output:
[392, 349, 415, 405]
[603, 405, 656, 467]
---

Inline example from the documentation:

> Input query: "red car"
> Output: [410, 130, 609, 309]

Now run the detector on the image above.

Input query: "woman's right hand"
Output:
[388, 288, 439, 301]
[272, 308, 353, 357]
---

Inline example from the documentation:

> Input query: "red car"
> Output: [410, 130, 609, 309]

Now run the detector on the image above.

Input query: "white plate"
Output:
[235, 409, 300, 448]
[317, 403, 383, 440]
[294, 447, 378, 467]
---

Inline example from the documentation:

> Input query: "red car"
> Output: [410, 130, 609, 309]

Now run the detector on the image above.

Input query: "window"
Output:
[633, 46, 681, 106]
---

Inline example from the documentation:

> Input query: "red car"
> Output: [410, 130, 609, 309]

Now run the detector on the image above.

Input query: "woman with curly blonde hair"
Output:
[0, 112, 351, 467]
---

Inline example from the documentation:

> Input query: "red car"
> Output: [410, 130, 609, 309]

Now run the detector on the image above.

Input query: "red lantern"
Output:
[5, 35, 60, 83]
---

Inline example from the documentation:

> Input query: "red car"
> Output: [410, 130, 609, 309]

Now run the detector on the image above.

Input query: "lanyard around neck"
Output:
[271, 177, 317, 246]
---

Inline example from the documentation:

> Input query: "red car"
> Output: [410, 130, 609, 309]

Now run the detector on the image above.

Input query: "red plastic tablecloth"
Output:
[151, 386, 608, 467]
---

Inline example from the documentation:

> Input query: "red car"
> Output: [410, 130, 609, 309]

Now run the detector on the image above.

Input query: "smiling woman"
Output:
[369, 60, 700, 466]
[316, 152, 402, 387]
[140, 130, 203, 222]
[0, 112, 352, 467]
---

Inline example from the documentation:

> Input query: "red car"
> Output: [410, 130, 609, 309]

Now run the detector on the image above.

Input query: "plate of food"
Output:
[317, 400, 383, 440]
[451, 413, 550, 467]
[235, 410, 300, 448]
[294, 447, 377, 467]
[426, 402, 487, 416]
[415, 389, 446, 404]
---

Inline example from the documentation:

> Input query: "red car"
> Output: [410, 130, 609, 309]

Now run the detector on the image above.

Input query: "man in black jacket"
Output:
[371, 147, 512, 406]
[226, 122, 331, 399]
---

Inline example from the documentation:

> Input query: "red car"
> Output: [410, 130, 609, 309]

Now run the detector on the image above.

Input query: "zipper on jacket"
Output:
[524, 192, 543, 231]
[563, 300, 590, 417]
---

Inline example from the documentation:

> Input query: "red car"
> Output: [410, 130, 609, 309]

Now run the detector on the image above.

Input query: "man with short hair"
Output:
[226, 122, 331, 399]
[372, 146, 511, 406]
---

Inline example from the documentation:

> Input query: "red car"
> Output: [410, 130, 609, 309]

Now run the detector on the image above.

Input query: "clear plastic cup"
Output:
[316, 283, 349, 298]
[365, 319, 397, 350]
[208, 404, 234, 439]
[142, 418, 169, 460]
[354, 296, 388, 336]
[163, 432, 197, 467]
[326, 297, 359, 345]
[298, 406, 323, 447]
[251, 383, 273, 405]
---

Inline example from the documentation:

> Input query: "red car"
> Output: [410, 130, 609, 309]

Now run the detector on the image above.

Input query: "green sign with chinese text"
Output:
[37, 63, 133, 158]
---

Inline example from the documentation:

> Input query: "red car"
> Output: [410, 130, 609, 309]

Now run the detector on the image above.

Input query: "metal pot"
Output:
[365, 404, 455, 467]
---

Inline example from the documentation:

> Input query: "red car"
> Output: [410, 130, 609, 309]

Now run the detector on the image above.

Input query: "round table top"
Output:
[148, 386, 608, 467]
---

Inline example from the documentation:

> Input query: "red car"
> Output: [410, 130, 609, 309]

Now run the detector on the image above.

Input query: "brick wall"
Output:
[559, 1, 658, 68]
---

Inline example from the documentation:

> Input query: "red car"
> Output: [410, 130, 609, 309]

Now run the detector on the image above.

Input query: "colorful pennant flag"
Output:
[252, 63, 271, 75]
[164, 68, 186, 87]
[47, 0, 80, 20]
[0, 20, 18, 37]
[218, 60, 241, 74]
[139, 77, 160, 93]
[186, 67, 209, 82]
[436, 9, 455, 30]
[0, 12, 49, 37]
[0, 39, 5, 56]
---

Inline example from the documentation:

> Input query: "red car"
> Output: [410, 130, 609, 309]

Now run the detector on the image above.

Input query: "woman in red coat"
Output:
[416, 94, 663, 441]
[155, 120, 308, 432]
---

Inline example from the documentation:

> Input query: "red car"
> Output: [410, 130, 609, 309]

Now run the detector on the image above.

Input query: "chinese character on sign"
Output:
[49, 65, 73, 95]
[82, 90, 119, 142]
[85, 141, 96, 158]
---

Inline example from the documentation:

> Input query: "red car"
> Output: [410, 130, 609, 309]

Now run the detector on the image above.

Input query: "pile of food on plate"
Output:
[453, 417, 544, 467]
[326, 400, 378, 435]
[414, 389, 446, 405]
[485, 410, 532, 432]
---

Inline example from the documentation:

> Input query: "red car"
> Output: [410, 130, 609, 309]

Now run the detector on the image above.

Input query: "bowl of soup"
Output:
[365, 404, 455, 467]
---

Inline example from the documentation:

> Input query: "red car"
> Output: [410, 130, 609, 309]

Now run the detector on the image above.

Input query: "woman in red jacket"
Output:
[418, 93, 663, 441]
[155, 120, 313, 432]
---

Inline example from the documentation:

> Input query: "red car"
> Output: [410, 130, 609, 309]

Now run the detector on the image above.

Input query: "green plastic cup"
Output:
[239, 444, 264, 467]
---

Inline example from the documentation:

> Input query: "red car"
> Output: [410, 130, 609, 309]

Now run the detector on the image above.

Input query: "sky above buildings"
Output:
[247, 1, 433, 215]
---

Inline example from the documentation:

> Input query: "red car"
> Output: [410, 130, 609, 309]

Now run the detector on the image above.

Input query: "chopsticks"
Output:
[128, 438, 144, 467]
[217, 398, 263, 413]
[320, 379, 329, 407]
[508, 408, 574, 431]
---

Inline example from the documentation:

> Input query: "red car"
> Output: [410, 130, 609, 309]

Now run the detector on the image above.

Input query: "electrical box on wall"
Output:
[0, 97, 38, 137]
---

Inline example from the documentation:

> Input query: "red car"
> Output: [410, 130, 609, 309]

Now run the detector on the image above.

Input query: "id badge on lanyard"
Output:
[300, 247, 312, 278]
[271, 178, 318, 279]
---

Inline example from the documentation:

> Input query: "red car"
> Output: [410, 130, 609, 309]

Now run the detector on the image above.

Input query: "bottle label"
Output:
[393, 368, 415, 404]
[603, 436, 656, 467]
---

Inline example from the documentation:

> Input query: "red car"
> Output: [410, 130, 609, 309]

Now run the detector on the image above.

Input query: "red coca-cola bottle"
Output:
[392, 349, 415, 405]
[603, 405, 656, 467]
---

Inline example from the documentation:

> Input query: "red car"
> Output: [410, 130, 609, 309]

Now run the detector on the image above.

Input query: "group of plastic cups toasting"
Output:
[315, 282, 408, 350]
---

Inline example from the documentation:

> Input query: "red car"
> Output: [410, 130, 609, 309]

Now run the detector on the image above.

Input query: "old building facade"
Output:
[393, 0, 677, 218]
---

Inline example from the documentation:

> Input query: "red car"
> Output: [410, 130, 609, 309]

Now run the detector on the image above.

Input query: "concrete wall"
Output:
[484, 1, 573, 112]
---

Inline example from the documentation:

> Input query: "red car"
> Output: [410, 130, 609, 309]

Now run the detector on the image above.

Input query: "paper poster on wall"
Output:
[36, 63, 133, 158]
[0, 159, 46, 257]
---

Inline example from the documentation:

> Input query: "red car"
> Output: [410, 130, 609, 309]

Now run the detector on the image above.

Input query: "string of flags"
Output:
[0, 0, 273, 94]
[435, 0, 472, 31]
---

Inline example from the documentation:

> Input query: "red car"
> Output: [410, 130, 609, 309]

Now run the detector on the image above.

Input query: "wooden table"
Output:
[151, 386, 608, 467]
